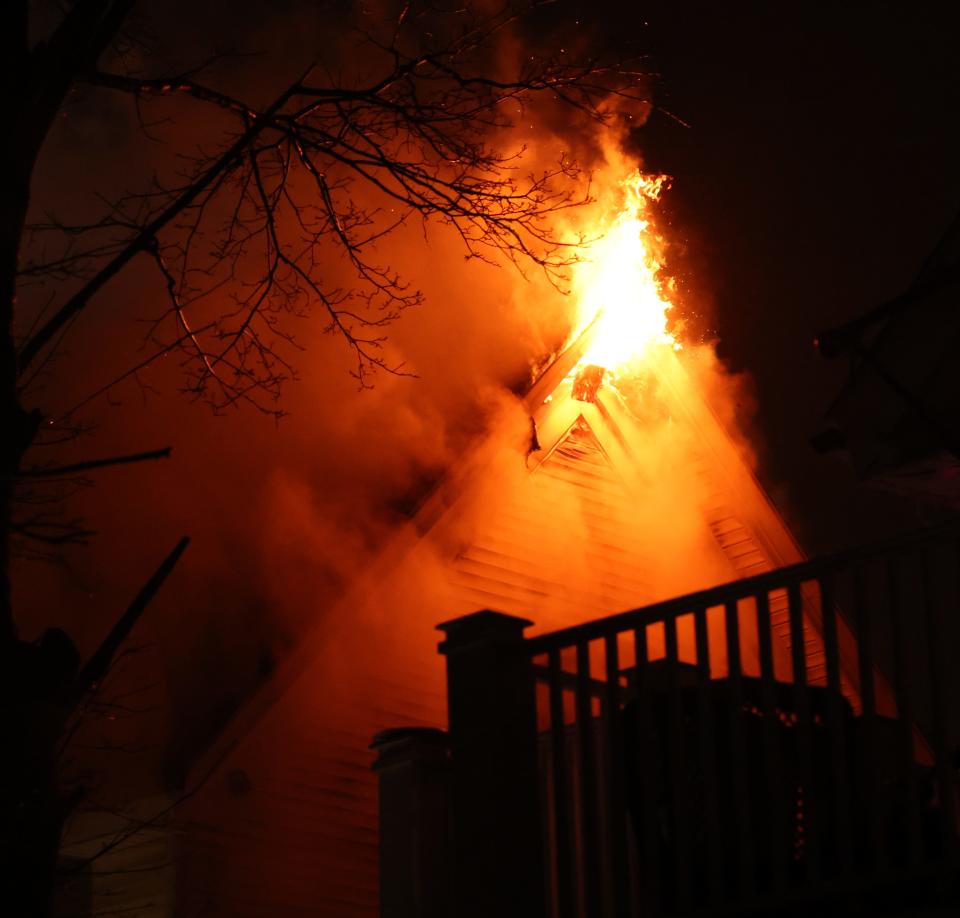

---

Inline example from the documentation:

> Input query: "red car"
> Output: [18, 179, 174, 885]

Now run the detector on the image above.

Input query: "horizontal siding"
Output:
[180, 404, 834, 915]
[692, 453, 857, 702]
[448, 418, 655, 629]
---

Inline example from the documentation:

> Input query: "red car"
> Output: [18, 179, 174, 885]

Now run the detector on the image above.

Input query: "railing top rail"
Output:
[526, 521, 960, 654]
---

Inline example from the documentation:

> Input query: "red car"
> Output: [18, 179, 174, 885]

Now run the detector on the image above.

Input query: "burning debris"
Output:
[572, 364, 606, 402]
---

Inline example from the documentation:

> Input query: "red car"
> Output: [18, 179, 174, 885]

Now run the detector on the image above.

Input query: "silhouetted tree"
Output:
[1, 1, 646, 913]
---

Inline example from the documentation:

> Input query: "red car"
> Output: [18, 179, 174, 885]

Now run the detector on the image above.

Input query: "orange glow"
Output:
[573, 171, 679, 377]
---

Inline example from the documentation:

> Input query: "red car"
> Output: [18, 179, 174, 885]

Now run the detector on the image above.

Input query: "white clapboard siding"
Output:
[177, 350, 847, 916]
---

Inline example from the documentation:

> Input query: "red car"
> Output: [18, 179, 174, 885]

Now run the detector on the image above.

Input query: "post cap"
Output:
[370, 727, 450, 771]
[436, 610, 534, 654]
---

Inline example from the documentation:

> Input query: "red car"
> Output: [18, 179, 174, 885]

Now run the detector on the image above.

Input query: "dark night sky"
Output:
[15, 0, 960, 785]
[634, 0, 960, 551]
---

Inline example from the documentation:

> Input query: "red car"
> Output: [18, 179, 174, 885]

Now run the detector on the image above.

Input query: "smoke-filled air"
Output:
[14, 5, 759, 794]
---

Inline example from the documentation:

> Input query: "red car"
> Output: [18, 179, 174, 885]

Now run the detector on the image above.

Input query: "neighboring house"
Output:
[814, 211, 960, 506]
[171, 327, 876, 916]
[54, 796, 177, 918]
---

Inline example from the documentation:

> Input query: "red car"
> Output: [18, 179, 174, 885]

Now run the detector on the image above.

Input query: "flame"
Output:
[574, 171, 679, 377]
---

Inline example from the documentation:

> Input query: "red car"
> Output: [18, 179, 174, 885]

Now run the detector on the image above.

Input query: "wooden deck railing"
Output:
[375, 523, 960, 918]
[527, 523, 960, 917]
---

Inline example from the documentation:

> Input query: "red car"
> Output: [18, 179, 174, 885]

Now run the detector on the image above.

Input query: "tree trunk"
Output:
[1, 6, 122, 913]
[2, 639, 76, 918]
[1, 1, 31, 643]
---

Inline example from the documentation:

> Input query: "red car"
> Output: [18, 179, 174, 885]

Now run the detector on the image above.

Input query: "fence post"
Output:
[371, 727, 452, 918]
[438, 610, 545, 918]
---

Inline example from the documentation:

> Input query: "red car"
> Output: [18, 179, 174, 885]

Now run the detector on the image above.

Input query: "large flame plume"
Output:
[573, 171, 680, 379]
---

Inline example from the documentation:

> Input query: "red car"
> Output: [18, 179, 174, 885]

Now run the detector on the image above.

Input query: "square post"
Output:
[438, 610, 545, 918]
[371, 727, 452, 918]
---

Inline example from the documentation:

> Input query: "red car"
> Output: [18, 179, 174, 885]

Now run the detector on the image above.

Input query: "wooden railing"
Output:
[374, 523, 960, 918]
[527, 523, 960, 917]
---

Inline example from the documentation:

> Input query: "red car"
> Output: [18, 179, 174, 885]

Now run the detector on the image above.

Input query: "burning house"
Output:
[148, 171, 960, 917]
[41, 156, 959, 918]
[11, 5, 958, 916]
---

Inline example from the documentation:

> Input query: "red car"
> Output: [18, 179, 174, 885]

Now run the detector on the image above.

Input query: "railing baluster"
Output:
[603, 632, 630, 918]
[693, 606, 723, 905]
[853, 564, 885, 875]
[919, 547, 960, 868]
[887, 557, 923, 869]
[549, 648, 576, 918]
[576, 640, 602, 918]
[631, 626, 662, 916]
[724, 598, 757, 902]
[754, 589, 787, 896]
[788, 580, 822, 886]
[664, 615, 693, 912]
[819, 571, 853, 877]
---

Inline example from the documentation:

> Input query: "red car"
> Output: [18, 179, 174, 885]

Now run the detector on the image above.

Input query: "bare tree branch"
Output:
[75, 536, 190, 700]
[19, 446, 172, 478]
[20, 1, 650, 407]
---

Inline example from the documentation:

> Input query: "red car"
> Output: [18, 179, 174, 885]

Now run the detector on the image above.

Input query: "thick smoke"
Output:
[15, 1, 755, 807]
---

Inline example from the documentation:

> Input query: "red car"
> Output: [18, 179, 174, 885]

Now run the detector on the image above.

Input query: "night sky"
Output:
[636, 0, 960, 549]
[14, 0, 960, 784]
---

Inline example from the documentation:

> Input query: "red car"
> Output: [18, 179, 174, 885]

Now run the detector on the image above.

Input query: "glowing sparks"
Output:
[574, 171, 679, 377]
